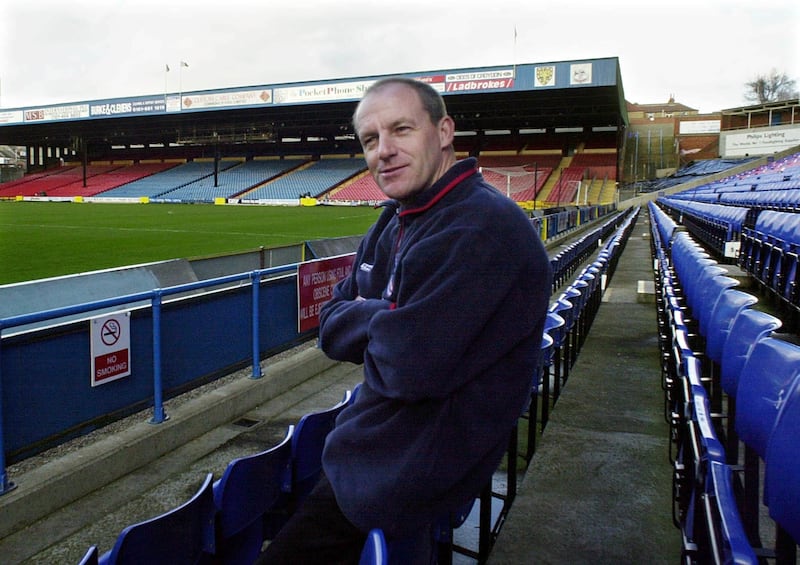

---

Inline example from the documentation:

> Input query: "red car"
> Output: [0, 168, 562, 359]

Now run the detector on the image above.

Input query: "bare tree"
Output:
[744, 69, 799, 104]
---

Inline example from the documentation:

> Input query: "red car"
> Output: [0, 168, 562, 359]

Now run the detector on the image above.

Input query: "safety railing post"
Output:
[150, 290, 168, 424]
[251, 271, 263, 379]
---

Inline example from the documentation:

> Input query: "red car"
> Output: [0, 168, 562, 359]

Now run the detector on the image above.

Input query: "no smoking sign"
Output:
[90, 312, 131, 386]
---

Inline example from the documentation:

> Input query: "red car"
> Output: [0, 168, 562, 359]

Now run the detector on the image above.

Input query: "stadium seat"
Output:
[539, 312, 565, 431]
[764, 370, 800, 561]
[703, 289, 758, 411]
[719, 309, 782, 462]
[98, 473, 215, 565]
[359, 528, 388, 565]
[78, 545, 99, 565]
[212, 426, 293, 564]
[290, 390, 352, 506]
[523, 331, 554, 461]
[735, 336, 800, 459]
[264, 390, 352, 537]
[705, 462, 759, 565]
[735, 336, 800, 542]
[547, 297, 574, 403]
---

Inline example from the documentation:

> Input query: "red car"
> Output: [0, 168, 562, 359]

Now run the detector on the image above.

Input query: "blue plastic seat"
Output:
[212, 426, 293, 564]
[720, 309, 781, 461]
[735, 336, 800, 460]
[697, 276, 741, 339]
[548, 297, 575, 400]
[523, 331, 554, 460]
[264, 390, 353, 538]
[359, 528, 388, 565]
[764, 370, 800, 557]
[706, 461, 759, 564]
[735, 336, 800, 541]
[290, 390, 352, 506]
[98, 473, 215, 565]
[704, 289, 756, 364]
[78, 545, 99, 565]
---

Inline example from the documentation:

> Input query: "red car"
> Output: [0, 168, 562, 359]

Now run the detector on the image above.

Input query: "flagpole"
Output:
[513, 25, 517, 76]
[179, 61, 188, 110]
[164, 64, 169, 107]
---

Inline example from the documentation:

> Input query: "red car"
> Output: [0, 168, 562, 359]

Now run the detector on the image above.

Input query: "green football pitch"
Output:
[0, 201, 381, 285]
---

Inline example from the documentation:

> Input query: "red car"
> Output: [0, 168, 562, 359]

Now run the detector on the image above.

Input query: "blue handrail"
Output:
[0, 263, 299, 495]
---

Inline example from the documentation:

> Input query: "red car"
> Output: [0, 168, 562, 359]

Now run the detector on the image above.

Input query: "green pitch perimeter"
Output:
[0, 201, 381, 285]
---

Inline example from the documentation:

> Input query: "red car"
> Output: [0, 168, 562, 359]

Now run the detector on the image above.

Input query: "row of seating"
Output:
[75, 389, 389, 564]
[156, 159, 306, 202]
[97, 161, 241, 199]
[425, 206, 640, 564]
[739, 209, 800, 308]
[241, 159, 365, 201]
[670, 152, 800, 197]
[657, 198, 749, 259]
[549, 211, 625, 292]
[649, 201, 800, 563]
[525, 207, 637, 459]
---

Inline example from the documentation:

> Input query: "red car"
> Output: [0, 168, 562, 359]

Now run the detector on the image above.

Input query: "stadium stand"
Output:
[95, 160, 240, 199]
[241, 158, 365, 201]
[545, 166, 585, 204]
[0, 165, 124, 197]
[325, 172, 385, 204]
[157, 159, 306, 203]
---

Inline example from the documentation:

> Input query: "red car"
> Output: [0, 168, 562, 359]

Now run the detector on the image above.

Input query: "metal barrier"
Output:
[0, 263, 300, 496]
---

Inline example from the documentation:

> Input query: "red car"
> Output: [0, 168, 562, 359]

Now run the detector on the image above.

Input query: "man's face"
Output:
[354, 83, 454, 203]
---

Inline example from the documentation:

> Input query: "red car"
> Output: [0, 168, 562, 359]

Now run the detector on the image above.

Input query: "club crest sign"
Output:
[535, 66, 556, 87]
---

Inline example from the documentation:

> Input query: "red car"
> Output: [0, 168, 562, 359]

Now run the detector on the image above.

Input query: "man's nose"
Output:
[377, 134, 396, 159]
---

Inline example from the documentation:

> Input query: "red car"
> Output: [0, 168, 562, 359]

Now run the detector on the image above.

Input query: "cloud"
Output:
[1, 0, 797, 114]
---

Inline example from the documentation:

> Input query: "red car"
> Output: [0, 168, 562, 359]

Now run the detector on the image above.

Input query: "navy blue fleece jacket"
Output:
[319, 157, 551, 539]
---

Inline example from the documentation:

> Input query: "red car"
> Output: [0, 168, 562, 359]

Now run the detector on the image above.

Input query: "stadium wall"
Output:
[1, 274, 304, 461]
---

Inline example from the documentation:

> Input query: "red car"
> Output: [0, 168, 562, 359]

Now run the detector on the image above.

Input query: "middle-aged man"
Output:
[260, 77, 552, 564]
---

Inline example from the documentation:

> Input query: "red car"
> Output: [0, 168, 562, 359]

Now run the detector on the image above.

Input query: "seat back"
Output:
[697, 275, 741, 338]
[735, 336, 800, 459]
[720, 309, 782, 396]
[548, 298, 573, 341]
[765, 371, 800, 544]
[78, 545, 99, 565]
[359, 528, 389, 565]
[100, 473, 215, 565]
[292, 390, 352, 503]
[704, 289, 758, 365]
[212, 427, 293, 563]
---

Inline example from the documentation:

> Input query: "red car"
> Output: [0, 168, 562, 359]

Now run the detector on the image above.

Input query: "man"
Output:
[260, 77, 551, 564]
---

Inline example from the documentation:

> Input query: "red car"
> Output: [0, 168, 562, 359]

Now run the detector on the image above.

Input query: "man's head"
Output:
[353, 77, 456, 203]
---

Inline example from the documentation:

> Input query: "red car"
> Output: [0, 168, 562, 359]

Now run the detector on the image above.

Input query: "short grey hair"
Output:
[353, 77, 448, 129]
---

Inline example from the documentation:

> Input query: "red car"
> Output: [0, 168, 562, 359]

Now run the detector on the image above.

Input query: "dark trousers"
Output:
[257, 475, 436, 565]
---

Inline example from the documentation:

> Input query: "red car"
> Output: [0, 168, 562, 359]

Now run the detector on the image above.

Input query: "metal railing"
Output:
[0, 263, 299, 495]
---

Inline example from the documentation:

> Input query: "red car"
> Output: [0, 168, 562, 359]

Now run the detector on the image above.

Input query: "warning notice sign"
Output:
[297, 254, 355, 332]
[90, 312, 132, 386]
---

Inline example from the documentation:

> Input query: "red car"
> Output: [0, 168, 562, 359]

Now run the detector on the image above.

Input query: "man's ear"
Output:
[438, 115, 456, 149]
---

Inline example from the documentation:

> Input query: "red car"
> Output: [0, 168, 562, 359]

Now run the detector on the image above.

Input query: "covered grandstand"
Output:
[0, 58, 628, 208]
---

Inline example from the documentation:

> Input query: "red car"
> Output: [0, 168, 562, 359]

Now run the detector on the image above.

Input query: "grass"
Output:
[0, 201, 381, 285]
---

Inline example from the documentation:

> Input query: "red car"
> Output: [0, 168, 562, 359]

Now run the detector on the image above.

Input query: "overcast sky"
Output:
[1, 0, 798, 114]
